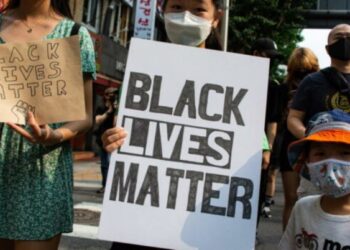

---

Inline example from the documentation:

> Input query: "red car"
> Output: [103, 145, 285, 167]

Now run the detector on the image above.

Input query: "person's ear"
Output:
[212, 9, 223, 29]
[325, 45, 330, 56]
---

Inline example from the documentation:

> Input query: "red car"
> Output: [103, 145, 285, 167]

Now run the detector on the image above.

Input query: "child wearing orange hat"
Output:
[279, 109, 350, 249]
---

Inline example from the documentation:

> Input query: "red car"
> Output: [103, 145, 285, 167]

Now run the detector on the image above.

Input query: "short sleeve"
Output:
[78, 26, 96, 79]
[290, 76, 312, 111]
[262, 133, 270, 151]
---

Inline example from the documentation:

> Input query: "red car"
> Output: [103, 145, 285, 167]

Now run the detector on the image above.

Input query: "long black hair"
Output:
[3, 0, 73, 19]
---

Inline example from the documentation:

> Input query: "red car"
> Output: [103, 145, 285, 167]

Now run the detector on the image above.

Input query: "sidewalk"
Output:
[70, 156, 283, 249]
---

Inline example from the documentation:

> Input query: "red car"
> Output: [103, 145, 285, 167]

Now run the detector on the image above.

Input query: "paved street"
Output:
[59, 158, 283, 250]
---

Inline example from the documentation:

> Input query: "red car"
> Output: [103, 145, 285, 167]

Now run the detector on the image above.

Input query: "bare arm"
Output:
[95, 103, 113, 126]
[266, 122, 277, 149]
[287, 109, 306, 139]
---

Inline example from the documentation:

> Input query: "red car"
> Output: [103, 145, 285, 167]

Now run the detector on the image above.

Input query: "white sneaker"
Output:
[261, 206, 272, 218]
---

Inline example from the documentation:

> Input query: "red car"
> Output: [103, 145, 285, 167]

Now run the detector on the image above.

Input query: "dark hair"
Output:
[162, 0, 223, 50]
[163, 0, 223, 9]
[3, 0, 73, 19]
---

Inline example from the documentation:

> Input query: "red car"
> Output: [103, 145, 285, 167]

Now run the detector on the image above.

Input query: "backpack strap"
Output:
[70, 22, 81, 36]
[321, 66, 350, 96]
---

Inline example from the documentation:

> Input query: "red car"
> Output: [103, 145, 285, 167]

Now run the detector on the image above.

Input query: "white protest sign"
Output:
[0, 36, 85, 125]
[99, 38, 269, 250]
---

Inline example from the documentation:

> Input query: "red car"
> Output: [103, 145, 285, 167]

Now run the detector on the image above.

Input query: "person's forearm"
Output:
[56, 117, 92, 142]
[266, 122, 277, 149]
[287, 116, 305, 139]
[95, 112, 110, 125]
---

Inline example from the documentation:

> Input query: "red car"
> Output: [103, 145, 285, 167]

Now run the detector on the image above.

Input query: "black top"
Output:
[265, 79, 284, 125]
[94, 105, 115, 147]
[291, 70, 350, 125]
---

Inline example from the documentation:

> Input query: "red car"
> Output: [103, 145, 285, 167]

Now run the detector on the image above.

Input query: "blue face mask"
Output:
[306, 159, 350, 198]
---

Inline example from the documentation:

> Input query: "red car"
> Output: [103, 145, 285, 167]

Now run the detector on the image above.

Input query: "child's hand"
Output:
[102, 127, 127, 153]
[7, 112, 63, 146]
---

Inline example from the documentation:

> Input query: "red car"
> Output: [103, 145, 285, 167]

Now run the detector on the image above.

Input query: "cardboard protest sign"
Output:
[99, 38, 269, 250]
[0, 36, 85, 125]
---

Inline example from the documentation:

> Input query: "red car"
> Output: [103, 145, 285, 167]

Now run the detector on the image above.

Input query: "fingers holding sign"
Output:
[102, 127, 127, 153]
[7, 112, 64, 146]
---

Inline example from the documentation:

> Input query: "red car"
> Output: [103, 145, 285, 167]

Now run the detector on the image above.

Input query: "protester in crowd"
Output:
[288, 24, 350, 198]
[103, 0, 223, 155]
[106, 0, 224, 249]
[0, 1, 95, 249]
[280, 47, 319, 229]
[279, 109, 350, 249]
[251, 37, 284, 220]
[94, 87, 118, 193]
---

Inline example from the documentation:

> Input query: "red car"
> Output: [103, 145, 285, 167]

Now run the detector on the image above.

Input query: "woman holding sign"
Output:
[0, 0, 95, 249]
[104, 0, 225, 249]
[103, 0, 224, 153]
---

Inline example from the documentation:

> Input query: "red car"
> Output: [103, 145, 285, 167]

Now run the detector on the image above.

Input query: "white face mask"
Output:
[164, 11, 212, 47]
[306, 159, 350, 198]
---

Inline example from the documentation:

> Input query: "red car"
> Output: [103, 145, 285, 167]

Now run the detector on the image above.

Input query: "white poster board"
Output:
[99, 38, 269, 250]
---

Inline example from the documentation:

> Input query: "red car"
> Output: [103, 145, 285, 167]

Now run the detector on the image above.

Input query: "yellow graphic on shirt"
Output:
[327, 92, 350, 112]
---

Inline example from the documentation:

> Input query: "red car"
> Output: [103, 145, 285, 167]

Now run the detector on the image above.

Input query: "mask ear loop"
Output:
[206, 26, 222, 50]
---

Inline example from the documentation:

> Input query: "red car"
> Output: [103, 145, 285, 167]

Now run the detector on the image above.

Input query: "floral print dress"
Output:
[0, 17, 96, 240]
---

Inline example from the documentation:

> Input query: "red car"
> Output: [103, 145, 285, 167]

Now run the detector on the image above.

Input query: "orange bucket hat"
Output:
[288, 109, 350, 180]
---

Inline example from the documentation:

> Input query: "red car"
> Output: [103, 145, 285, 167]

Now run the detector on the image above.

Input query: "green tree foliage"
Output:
[228, 0, 317, 62]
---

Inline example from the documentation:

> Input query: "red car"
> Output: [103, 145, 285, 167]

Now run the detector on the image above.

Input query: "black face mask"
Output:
[327, 37, 350, 61]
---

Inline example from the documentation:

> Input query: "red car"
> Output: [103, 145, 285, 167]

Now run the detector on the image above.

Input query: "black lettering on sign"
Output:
[47, 43, 59, 60]
[120, 116, 233, 169]
[201, 174, 229, 216]
[8, 83, 24, 98]
[227, 177, 253, 219]
[124, 72, 248, 126]
[125, 72, 152, 110]
[174, 80, 196, 118]
[199, 83, 224, 121]
[223, 87, 248, 126]
[48, 61, 62, 79]
[19, 65, 34, 81]
[28, 45, 39, 61]
[109, 161, 138, 203]
[27, 82, 39, 96]
[186, 170, 204, 212]
[166, 168, 185, 209]
[9, 47, 24, 63]
[42, 81, 53, 97]
[56, 80, 67, 96]
[135, 165, 159, 207]
[150, 75, 173, 114]
[35, 64, 45, 80]
[0, 84, 6, 99]
[2, 66, 17, 82]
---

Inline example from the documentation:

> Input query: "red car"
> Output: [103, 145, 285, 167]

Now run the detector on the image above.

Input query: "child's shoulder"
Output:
[294, 195, 321, 211]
